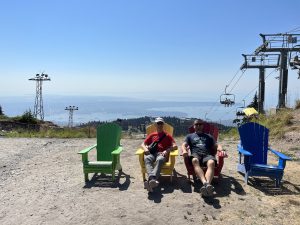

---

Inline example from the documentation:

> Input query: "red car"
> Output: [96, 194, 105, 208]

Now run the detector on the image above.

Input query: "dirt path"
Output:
[0, 137, 299, 225]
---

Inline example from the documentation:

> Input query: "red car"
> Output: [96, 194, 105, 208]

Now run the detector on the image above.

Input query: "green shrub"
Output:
[19, 110, 38, 124]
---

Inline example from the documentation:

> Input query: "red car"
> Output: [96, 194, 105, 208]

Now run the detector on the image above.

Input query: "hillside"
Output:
[270, 108, 300, 160]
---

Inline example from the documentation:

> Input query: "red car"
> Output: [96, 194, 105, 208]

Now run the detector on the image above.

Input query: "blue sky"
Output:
[1, 0, 300, 108]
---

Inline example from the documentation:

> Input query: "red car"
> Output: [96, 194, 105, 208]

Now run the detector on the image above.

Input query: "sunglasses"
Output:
[156, 122, 164, 125]
[194, 123, 203, 126]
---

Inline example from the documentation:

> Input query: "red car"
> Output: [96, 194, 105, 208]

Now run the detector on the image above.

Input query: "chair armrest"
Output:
[269, 148, 291, 160]
[135, 148, 144, 155]
[135, 147, 178, 156]
[78, 144, 97, 155]
[237, 145, 252, 156]
[170, 149, 179, 156]
[111, 146, 123, 155]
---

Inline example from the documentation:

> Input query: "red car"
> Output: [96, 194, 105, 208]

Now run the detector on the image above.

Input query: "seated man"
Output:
[141, 117, 177, 192]
[182, 119, 225, 197]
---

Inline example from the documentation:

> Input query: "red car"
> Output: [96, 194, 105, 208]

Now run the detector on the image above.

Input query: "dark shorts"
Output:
[190, 152, 217, 167]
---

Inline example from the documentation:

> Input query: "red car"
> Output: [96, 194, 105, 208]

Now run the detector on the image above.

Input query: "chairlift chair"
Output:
[289, 53, 300, 69]
[236, 100, 246, 117]
[220, 94, 235, 107]
[289, 52, 300, 78]
[236, 108, 246, 117]
[220, 85, 235, 107]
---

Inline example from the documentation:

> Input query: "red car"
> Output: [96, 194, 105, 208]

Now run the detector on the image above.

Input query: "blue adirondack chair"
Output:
[237, 122, 291, 187]
[78, 123, 122, 182]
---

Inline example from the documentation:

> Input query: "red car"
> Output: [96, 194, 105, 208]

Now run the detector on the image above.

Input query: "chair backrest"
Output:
[188, 122, 219, 155]
[96, 123, 121, 161]
[238, 122, 269, 165]
[146, 123, 174, 136]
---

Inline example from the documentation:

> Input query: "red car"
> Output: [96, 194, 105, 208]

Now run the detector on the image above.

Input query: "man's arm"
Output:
[181, 142, 189, 158]
[161, 138, 178, 157]
[166, 142, 178, 152]
[141, 142, 150, 155]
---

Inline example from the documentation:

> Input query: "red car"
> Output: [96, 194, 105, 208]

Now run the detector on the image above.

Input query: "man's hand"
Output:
[160, 150, 168, 157]
[144, 148, 150, 155]
[217, 150, 228, 157]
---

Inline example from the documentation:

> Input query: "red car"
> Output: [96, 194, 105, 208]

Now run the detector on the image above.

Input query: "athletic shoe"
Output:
[200, 184, 208, 196]
[149, 179, 159, 189]
[205, 183, 215, 197]
[144, 180, 153, 192]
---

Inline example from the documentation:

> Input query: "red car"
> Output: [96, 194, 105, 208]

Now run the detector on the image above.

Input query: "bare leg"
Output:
[192, 158, 207, 184]
[205, 159, 215, 184]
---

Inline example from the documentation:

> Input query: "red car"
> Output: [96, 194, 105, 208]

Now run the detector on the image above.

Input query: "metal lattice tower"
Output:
[28, 73, 51, 120]
[65, 106, 78, 127]
[255, 33, 300, 108]
[240, 53, 280, 113]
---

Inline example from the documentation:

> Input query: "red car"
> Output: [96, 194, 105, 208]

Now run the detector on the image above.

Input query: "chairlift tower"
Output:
[240, 53, 280, 113]
[28, 73, 51, 120]
[65, 106, 78, 127]
[255, 33, 300, 108]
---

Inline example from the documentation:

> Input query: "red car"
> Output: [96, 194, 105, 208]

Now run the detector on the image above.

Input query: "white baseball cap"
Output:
[154, 117, 164, 123]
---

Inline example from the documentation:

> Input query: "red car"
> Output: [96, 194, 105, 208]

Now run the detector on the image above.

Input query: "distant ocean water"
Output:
[0, 96, 236, 126]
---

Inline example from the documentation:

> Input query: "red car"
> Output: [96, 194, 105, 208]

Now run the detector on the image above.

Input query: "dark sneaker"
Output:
[144, 180, 153, 192]
[205, 184, 215, 197]
[149, 179, 159, 189]
[200, 184, 208, 197]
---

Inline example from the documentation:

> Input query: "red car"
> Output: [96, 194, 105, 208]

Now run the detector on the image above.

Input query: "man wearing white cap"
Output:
[141, 117, 177, 192]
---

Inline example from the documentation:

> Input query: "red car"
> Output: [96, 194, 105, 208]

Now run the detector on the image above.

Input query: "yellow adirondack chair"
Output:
[135, 123, 178, 182]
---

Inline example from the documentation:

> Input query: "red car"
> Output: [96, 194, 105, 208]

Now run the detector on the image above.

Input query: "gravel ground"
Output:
[0, 135, 299, 225]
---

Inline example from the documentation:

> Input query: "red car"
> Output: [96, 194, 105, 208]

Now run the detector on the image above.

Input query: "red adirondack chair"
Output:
[183, 122, 227, 181]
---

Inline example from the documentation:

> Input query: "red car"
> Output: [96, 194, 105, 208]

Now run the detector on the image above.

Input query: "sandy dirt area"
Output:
[0, 136, 300, 225]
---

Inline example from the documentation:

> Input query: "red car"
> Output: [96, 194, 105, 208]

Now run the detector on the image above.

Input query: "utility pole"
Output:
[29, 73, 51, 120]
[240, 54, 280, 113]
[255, 33, 300, 108]
[65, 106, 78, 128]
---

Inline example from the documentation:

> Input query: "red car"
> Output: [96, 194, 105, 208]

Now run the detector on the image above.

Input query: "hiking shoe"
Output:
[200, 184, 208, 197]
[205, 184, 215, 197]
[144, 180, 153, 192]
[149, 179, 159, 189]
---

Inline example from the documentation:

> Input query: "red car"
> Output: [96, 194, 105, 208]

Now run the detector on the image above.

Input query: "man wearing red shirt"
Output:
[141, 117, 177, 192]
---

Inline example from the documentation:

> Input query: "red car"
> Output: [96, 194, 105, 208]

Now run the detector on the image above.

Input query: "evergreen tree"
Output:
[247, 92, 259, 110]
[0, 105, 3, 116]
[19, 109, 37, 124]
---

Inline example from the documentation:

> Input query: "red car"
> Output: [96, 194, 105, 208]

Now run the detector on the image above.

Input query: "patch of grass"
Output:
[288, 147, 300, 151]
[288, 199, 300, 206]
[220, 108, 296, 139]
[295, 99, 300, 109]
[219, 127, 239, 140]
[0, 115, 10, 120]
[258, 212, 267, 218]
[5, 127, 97, 138]
[258, 109, 294, 138]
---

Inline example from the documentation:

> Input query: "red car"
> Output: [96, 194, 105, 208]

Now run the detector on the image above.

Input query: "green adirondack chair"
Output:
[78, 123, 122, 182]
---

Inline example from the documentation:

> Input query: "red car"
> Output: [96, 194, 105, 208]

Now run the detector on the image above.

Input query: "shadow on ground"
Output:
[83, 171, 131, 191]
[147, 171, 246, 205]
[248, 177, 300, 195]
[188, 174, 246, 208]
[147, 169, 192, 203]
